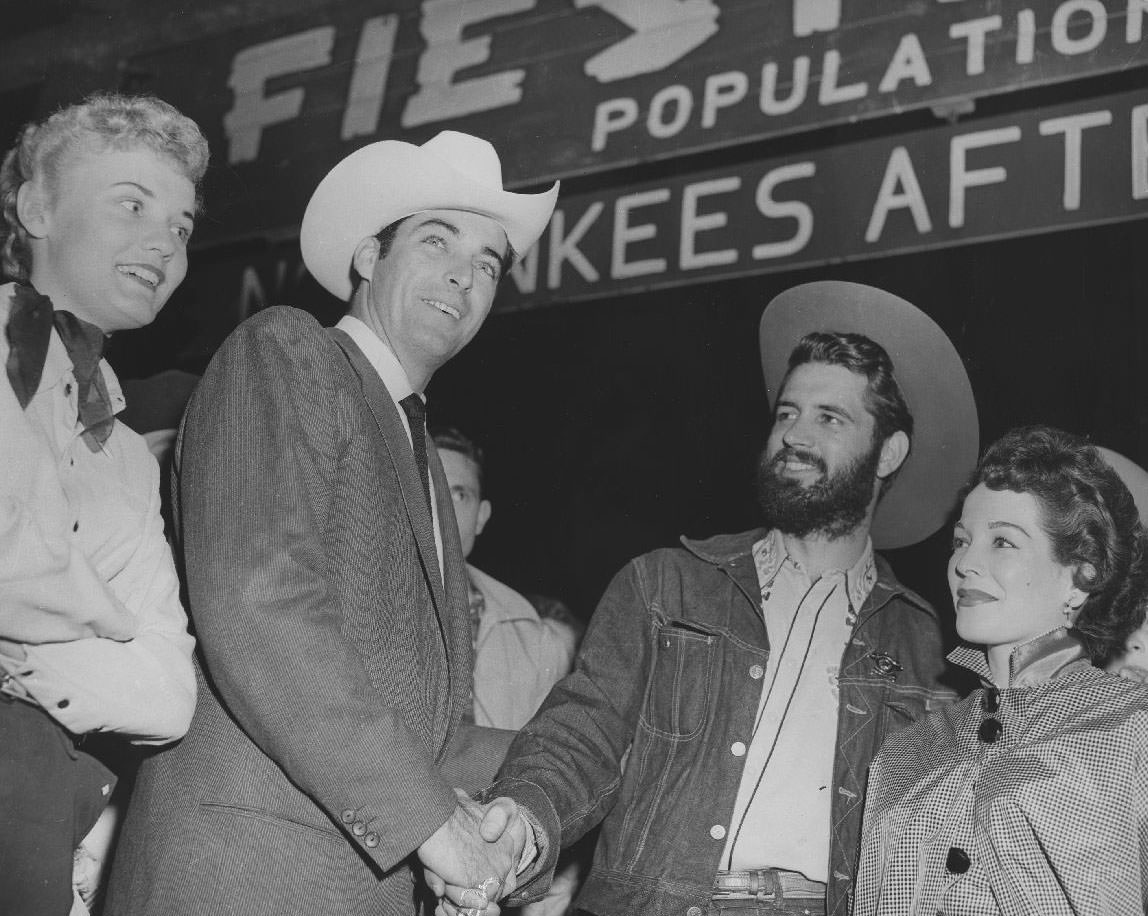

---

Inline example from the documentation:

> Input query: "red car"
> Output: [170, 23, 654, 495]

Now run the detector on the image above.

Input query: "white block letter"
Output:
[752, 162, 816, 260]
[866, 147, 932, 242]
[341, 16, 400, 141]
[1039, 110, 1113, 210]
[548, 203, 604, 288]
[1130, 0, 1148, 42]
[950, 126, 1022, 228]
[647, 85, 693, 139]
[760, 56, 810, 116]
[879, 33, 932, 93]
[819, 50, 868, 105]
[224, 28, 334, 164]
[702, 71, 748, 129]
[403, 0, 535, 128]
[680, 177, 740, 270]
[1051, 0, 1107, 55]
[949, 16, 1002, 76]
[592, 98, 640, 152]
[613, 189, 670, 279]
[1133, 103, 1148, 200]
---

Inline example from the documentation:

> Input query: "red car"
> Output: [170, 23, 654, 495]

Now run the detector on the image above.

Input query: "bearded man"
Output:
[439, 282, 979, 916]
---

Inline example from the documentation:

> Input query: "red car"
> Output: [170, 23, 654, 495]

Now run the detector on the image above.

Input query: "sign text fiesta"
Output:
[223, 0, 1148, 168]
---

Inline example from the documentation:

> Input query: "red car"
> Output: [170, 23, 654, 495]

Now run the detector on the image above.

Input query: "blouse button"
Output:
[945, 846, 971, 874]
[978, 718, 1003, 744]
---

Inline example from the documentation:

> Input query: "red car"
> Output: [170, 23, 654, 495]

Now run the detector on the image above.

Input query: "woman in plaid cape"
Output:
[853, 425, 1148, 916]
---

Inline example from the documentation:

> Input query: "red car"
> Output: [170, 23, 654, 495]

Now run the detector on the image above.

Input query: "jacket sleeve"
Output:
[481, 558, 654, 894]
[1, 452, 195, 742]
[176, 310, 456, 870]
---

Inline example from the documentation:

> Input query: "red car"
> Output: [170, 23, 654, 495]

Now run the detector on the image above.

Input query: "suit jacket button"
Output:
[352, 821, 367, 836]
[365, 832, 380, 848]
[341, 810, 356, 824]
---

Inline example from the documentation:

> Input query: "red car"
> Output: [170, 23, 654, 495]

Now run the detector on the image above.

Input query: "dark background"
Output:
[106, 206, 1148, 629]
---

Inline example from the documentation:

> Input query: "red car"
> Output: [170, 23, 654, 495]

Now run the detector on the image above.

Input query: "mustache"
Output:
[770, 446, 827, 474]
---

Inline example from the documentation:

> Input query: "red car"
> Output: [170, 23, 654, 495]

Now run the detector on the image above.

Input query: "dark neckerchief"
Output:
[5, 284, 115, 451]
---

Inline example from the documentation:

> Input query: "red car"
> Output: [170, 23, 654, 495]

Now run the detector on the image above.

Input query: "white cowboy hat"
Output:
[300, 131, 559, 300]
[759, 281, 979, 550]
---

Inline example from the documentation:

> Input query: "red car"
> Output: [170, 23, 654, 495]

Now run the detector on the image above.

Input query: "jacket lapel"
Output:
[327, 328, 447, 612]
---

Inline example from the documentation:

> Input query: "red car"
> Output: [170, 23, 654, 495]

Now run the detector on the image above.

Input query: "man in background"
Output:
[434, 426, 577, 730]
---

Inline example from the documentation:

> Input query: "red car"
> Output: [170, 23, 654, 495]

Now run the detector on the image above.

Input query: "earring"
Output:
[1063, 602, 1072, 620]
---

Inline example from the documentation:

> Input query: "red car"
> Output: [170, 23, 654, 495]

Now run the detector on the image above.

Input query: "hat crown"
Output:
[421, 130, 504, 191]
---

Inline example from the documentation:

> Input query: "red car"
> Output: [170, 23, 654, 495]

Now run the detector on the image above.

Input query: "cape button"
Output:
[946, 846, 971, 874]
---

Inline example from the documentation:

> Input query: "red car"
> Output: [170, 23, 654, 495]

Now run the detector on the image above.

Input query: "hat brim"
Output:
[759, 281, 979, 549]
[1096, 446, 1148, 525]
[300, 141, 559, 300]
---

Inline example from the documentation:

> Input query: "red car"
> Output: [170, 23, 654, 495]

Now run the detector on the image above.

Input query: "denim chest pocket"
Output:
[639, 620, 717, 739]
[838, 674, 932, 737]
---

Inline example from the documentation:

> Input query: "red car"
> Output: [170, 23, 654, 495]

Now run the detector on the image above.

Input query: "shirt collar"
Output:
[336, 314, 417, 403]
[467, 564, 541, 625]
[753, 527, 878, 610]
[948, 626, 1092, 688]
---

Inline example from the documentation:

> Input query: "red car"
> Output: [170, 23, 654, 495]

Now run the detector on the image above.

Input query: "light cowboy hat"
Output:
[759, 280, 979, 550]
[1095, 446, 1148, 524]
[300, 131, 559, 300]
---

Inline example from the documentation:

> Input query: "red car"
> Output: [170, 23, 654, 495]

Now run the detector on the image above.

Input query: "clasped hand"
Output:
[418, 789, 528, 916]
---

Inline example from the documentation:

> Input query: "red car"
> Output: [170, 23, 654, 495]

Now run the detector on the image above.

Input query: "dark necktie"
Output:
[398, 393, 431, 510]
[5, 285, 115, 452]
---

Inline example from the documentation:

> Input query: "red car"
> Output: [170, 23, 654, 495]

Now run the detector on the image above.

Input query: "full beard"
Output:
[755, 440, 883, 540]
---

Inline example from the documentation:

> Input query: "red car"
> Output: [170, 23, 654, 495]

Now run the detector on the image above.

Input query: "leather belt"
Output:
[713, 868, 826, 900]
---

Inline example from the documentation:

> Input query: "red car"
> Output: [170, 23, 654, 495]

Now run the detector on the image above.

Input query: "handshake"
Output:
[418, 789, 533, 916]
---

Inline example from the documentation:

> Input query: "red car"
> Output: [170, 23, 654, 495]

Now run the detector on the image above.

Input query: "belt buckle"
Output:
[712, 869, 782, 903]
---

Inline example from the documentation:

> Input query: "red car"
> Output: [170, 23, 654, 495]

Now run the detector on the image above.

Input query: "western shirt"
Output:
[722, 528, 876, 880]
[0, 283, 195, 742]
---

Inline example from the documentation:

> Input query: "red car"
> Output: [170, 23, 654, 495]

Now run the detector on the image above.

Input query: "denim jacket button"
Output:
[709, 824, 726, 840]
[687, 908, 703, 916]
[730, 741, 746, 757]
[749, 664, 764, 680]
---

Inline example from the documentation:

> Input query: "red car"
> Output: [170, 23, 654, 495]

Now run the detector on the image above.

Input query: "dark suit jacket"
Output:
[107, 307, 508, 916]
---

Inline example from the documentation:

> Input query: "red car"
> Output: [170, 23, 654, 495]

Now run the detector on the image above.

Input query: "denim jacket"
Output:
[488, 529, 956, 916]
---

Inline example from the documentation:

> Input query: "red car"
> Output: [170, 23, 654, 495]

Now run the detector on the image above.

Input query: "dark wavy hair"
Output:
[431, 425, 486, 495]
[968, 425, 1148, 661]
[0, 92, 209, 282]
[783, 331, 914, 492]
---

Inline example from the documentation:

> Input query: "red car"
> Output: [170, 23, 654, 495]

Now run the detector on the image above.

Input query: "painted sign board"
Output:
[127, 0, 1148, 246]
[175, 86, 1147, 336]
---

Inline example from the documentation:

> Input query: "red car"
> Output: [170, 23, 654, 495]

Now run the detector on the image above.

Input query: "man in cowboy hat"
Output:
[106, 132, 557, 916]
[442, 281, 978, 916]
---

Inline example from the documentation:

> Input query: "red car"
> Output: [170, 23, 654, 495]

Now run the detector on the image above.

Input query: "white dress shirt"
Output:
[334, 315, 443, 575]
